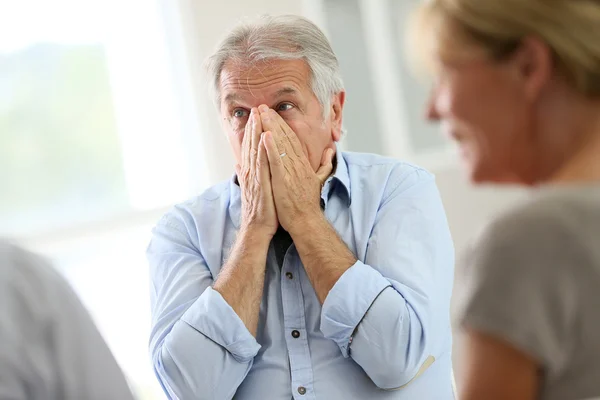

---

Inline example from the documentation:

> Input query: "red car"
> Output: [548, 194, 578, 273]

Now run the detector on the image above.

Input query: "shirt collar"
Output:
[321, 146, 352, 207]
[228, 146, 351, 229]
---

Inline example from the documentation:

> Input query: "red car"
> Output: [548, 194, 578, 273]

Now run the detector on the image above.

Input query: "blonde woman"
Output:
[409, 1, 600, 400]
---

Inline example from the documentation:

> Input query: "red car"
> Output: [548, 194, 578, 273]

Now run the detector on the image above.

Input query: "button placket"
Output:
[280, 249, 316, 400]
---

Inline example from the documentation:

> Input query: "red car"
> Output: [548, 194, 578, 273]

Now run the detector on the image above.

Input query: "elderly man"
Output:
[147, 14, 454, 400]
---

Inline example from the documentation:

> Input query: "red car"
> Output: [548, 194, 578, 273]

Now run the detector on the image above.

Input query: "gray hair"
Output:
[205, 14, 345, 117]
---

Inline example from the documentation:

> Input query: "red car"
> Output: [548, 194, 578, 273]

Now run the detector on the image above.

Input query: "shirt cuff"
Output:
[181, 287, 261, 363]
[320, 261, 391, 357]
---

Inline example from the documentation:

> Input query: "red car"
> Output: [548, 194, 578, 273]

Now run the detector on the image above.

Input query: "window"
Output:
[0, 16, 128, 236]
[1, 1, 206, 398]
[314, 0, 456, 170]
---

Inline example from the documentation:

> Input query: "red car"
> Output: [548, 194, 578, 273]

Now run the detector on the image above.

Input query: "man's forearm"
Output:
[290, 214, 357, 303]
[213, 227, 271, 336]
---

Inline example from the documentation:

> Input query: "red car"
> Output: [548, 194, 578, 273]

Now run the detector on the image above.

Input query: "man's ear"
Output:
[330, 91, 346, 142]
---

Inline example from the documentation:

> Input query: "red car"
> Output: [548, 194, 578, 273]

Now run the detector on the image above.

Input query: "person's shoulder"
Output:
[342, 151, 430, 173]
[465, 189, 592, 280]
[0, 240, 69, 314]
[158, 180, 231, 218]
[0, 240, 53, 281]
[341, 151, 435, 196]
[483, 188, 590, 244]
[151, 178, 233, 237]
[183, 179, 232, 207]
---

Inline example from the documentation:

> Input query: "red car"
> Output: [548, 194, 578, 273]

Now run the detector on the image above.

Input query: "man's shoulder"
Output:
[342, 151, 432, 175]
[341, 151, 435, 192]
[195, 179, 233, 203]
[342, 150, 403, 167]
[153, 179, 232, 231]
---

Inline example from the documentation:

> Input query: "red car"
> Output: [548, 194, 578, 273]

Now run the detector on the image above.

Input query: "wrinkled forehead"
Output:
[219, 59, 313, 106]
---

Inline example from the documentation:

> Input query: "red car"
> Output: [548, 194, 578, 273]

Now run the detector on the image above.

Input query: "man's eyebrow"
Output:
[223, 92, 242, 104]
[223, 87, 299, 105]
[274, 87, 299, 98]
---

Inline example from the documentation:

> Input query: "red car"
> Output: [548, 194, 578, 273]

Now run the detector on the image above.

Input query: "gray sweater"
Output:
[457, 185, 600, 400]
[0, 241, 134, 400]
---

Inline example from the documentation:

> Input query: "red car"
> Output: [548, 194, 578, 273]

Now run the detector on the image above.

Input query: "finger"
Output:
[263, 131, 286, 181]
[258, 105, 277, 132]
[259, 107, 288, 155]
[267, 109, 304, 158]
[316, 148, 335, 183]
[247, 110, 258, 167]
[241, 113, 253, 169]
[250, 108, 262, 165]
[257, 133, 271, 185]
[320, 147, 335, 166]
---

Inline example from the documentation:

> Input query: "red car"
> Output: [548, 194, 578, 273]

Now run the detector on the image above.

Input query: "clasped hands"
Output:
[235, 104, 334, 238]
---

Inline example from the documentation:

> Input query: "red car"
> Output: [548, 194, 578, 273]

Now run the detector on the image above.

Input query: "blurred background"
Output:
[1, 0, 525, 398]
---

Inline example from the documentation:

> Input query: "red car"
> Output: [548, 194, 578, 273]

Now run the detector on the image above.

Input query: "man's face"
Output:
[219, 59, 344, 172]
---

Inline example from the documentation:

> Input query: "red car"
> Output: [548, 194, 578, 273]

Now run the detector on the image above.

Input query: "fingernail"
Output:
[258, 105, 269, 113]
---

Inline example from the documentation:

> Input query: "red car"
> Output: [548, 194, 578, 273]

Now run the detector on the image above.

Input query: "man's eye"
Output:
[233, 109, 248, 118]
[276, 103, 294, 112]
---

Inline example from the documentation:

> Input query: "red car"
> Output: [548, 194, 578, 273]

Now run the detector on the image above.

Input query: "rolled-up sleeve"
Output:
[148, 210, 260, 400]
[320, 262, 390, 357]
[320, 167, 454, 390]
[180, 287, 260, 363]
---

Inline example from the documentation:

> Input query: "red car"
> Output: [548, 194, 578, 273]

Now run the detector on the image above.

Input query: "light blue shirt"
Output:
[147, 150, 455, 400]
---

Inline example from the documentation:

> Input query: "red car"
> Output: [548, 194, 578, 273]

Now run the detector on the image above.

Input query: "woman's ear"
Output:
[511, 36, 554, 102]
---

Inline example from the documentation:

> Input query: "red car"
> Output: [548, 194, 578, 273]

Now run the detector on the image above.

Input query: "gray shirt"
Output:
[0, 241, 134, 400]
[457, 185, 600, 400]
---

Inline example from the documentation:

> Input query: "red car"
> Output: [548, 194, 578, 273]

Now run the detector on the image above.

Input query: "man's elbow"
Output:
[151, 342, 193, 399]
[369, 365, 415, 390]
[369, 354, 436, 390]
[151, 347, 175, 393]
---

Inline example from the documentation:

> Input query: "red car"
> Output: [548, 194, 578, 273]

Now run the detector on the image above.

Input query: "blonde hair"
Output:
[409, 0, 600, 96]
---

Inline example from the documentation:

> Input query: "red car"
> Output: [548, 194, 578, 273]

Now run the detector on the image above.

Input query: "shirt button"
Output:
[297, 386, 306, 395]
[291, 330, 300, 338]
[286, 272, 293, 279]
